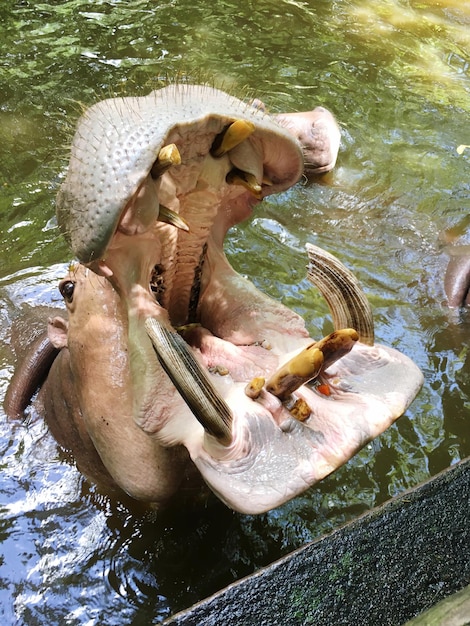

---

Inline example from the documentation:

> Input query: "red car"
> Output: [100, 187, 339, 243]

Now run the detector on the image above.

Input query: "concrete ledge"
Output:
[405, 583, 470, 626]
[162, 458, 470, 626]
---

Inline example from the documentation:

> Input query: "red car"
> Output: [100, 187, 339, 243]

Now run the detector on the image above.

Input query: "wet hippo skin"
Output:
[5, 84, 423, 514]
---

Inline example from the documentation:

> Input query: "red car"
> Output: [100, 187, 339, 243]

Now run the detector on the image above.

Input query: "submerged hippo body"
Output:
[5, 85, 422, 514]
[444, 245, 470, 307]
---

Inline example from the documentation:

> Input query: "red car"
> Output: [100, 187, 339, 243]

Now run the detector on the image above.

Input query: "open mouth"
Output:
[54, 85, 423, 513]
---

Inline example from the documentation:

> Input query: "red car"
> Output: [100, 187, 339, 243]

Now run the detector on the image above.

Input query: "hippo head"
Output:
[50, 84, 422, 514]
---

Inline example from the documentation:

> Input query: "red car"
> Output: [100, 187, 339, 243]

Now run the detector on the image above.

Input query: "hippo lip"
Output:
[274, 106, 341, 176]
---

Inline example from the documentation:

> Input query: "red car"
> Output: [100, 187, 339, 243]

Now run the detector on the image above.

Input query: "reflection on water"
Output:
[0, 0, 469, 623]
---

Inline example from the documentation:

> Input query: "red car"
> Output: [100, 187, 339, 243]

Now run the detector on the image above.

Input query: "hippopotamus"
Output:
[445, 245, 470, 307]
[4, 84, 423, 514]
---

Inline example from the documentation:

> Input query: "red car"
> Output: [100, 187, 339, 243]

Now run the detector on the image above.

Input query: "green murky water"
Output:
[0, 0, 469, 623]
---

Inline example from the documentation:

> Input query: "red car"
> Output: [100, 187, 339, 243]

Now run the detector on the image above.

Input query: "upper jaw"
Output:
[56, 84, 304, 266]
[79, 102, 304, 314]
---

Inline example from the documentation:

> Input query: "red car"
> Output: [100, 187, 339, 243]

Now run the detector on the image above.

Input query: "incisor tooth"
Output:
[150, 143, 182, 179]
[245, 376, 266, 399]
[288, 398, 311, 421]
[211, 119, 256, 158]
[266, 346, 324, 401]
[311, 328, 359, 370]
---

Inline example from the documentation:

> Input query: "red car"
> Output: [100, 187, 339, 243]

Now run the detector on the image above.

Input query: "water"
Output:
[1, 0, 469, 623]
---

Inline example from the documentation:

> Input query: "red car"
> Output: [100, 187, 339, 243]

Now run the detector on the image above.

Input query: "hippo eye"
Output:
[59, 280, 75, 303]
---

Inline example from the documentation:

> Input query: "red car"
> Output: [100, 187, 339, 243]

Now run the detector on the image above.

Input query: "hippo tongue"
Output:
[143, 316, 422, 515]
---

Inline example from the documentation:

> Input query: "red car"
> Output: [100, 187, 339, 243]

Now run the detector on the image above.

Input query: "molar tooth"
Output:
[226, 168, 262, 198]
[306, 243, 375, 346]
[150, 143, 182, 179]
[158, 205, 190, 232]
[145, 318, 233, 446]
[211, 119, 256, 158]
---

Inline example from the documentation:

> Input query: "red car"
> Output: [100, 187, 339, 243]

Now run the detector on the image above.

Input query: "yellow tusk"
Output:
[265, 328, 359, 401]
[266, 347, 324, 401]
[312, 328, 359, 370]
[158, 205, 190, 232]
[226, 169, 262, 198]
[151, 143, 182, 179]
[211, 119, 256, 158]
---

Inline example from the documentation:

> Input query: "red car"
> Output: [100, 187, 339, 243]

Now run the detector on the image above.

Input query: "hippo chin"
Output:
[5, 84, 422, 514]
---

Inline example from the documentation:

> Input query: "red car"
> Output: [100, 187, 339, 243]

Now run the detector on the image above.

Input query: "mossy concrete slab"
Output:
[162, 458, 470, 626]
[404, 583, 470, 626]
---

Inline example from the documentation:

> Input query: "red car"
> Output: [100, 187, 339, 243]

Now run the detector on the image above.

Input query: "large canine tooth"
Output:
[306, 243, 375, 346]
[158, 205, 190, 232]
[226, 168, 262, 198]
[266, 346, 324, 401]
[265, 328, 358, 400]
[145, 318, 233, 446]
[210, 119, 256, 158]
[150, 143, 181, 179]
[311, 327, 359, 368]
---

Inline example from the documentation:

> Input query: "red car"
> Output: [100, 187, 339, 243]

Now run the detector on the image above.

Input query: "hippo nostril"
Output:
[59, 280, 75, 303]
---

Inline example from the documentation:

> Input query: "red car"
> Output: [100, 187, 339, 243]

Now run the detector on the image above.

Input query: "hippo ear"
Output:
[47, 316, 69, 349]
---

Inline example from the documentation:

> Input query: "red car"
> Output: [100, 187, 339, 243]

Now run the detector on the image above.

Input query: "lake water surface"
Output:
[0, 1, 469, 623]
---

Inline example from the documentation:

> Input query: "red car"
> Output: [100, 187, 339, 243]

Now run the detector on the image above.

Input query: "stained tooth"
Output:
[266, 328, 358, 401]
[287, 397, 311, 422]
[211, 119, 256, 158]
[158, 205, 190, 232]
[226, 169, 262, 198]
[150, 143, 182, 179]
[145, 318, 233, 446]
[245, 376, 265, 400]
[312, 328, 359, 370]
[266, 346, 324, 401]
[306, 243, 375, 346]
